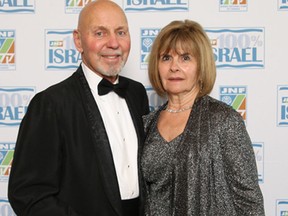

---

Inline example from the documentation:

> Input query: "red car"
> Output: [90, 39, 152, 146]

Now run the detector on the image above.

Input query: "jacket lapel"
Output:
[76, 67, 123, 216]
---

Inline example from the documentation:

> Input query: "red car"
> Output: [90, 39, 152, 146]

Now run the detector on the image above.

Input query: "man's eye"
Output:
[118, 31, 126, 36]
[95, 31, 103, 37]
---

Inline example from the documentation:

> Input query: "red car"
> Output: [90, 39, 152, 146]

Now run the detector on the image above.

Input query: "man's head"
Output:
[73, 0, 130, 80]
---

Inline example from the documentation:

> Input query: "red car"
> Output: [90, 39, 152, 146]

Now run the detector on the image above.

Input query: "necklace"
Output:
[165, 105, 193, 113]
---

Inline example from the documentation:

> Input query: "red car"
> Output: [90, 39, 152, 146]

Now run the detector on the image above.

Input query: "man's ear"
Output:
[73, 29, 83, 53]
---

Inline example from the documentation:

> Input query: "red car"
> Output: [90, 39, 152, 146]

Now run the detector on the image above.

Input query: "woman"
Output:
[141, 20, 265, 215]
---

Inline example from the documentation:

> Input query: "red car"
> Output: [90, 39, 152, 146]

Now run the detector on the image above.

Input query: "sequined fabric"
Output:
[141, 95, 265, 216]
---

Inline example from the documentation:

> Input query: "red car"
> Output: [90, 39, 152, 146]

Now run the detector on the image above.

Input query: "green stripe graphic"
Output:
[232, 95, 245, 110]
[1, 151, 14, 166]
[0, 39, 13, 53]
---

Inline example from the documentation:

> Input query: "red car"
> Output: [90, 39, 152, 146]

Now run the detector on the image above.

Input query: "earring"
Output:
[199, 80, 203, 93]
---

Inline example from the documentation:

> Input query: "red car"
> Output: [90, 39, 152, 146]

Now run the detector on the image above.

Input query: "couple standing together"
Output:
[8, 0, 265, 215]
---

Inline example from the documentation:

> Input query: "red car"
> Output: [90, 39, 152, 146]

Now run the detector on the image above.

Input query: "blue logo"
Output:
[0, 199, 16, 216]
[252, 142, 264, 183]
[279, 0, 288, 10]
[140, 28, 161, 70]
[65, 0, 94, 13]
[0, 87, 35, 126]
[146, 87, 166, 111]
[220, 86, 247, 123]
[277, 200, 288, 216]
[45, 30, 81, 70]
[206, 28, 265, 69]
[0, 0, 35, 13]
[277, 85, 288, 126]
[124, 0, 189, 12]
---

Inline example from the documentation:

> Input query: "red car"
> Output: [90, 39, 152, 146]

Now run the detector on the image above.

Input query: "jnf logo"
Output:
[0, 199, 16, 216]
[277, 85, 288, 126]
[279, 0, 288, 10]
[141, 28, 160, 70]
[220, 86, 247, 123]
[45, 30, 81, 70]
[146, 87, 166, 111]
[0, 142, 15, 182]
[124, 0, 189, 12]
[0, 87, 35, 126]
[220, 0, 247, 4]
[65, 0, 94, 13]
[207, 28, 265, 69]
[220, 0, 247, 12]
[0, 0, 35, 13]
[277, 200, 288, 216]
[252, 143, 264, 183]
[0, 30, 15, 70]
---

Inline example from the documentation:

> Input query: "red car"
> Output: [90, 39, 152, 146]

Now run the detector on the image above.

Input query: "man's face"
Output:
[74, 2, 131, 78]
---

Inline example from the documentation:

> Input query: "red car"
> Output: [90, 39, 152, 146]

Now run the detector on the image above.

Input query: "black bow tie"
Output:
[98, 77, 128, 98]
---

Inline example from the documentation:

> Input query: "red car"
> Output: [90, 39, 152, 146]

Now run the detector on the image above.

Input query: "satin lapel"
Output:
[76, 67, 122, 216]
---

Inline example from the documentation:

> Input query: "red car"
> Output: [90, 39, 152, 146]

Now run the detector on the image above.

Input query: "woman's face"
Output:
[158, 49, 199, 97]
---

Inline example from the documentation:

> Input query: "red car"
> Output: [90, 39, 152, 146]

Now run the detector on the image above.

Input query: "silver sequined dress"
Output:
[141, 95, 265, 216]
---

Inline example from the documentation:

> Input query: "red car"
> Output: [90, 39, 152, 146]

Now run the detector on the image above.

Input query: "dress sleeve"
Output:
[8, 92, 81, 216]
[220, 110, 265, 216]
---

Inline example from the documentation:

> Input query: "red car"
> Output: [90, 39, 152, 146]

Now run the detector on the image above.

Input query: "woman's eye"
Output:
[182, 55, 191, 61]
[161, 55, 170, 61]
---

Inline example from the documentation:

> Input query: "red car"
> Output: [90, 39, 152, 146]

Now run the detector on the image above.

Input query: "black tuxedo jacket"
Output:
[8, 66, 150, 216]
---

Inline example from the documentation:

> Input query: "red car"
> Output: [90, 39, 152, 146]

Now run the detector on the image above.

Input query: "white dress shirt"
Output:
[81, 63, 139, 200]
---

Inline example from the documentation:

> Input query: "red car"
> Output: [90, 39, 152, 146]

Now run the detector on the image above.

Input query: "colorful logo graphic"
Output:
[45, 30, 81, 70]
[0, 87, 35, 126]
[65, 0, 94, 13]
[277, 85, 288, 126]
[279, 0, 288, 10]
[207, 28, 265, 69]
[277, 200, 288, 216]
[0, 142, 15, 182]
[146, 87, 166, 111]
[0, 30, 15, 70]
[220, 0, 248, 12]
[0, 0, 35, 13]
[252, 142, 264, 183]
[124, 0, 189, 12]
[220, 86, 247, 122]
[141, 28, 161, 70]
[0, 199, 16, 216]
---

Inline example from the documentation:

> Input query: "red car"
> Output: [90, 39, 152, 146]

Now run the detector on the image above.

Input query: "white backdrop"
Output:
[0, 0, 287, 215]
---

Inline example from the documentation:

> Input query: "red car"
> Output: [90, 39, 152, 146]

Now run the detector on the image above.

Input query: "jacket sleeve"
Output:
[8, 92, 81, 216]
[220, 110, 265, 216]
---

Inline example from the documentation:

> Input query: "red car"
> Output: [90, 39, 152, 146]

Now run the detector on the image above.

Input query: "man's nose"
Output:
[106, 33, 120, 49]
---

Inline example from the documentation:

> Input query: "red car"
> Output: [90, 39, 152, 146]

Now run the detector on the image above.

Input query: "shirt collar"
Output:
[81, 63, 119, 95]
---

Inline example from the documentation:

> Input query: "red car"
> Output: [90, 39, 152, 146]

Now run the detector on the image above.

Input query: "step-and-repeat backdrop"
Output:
[0, 0, 287, 215]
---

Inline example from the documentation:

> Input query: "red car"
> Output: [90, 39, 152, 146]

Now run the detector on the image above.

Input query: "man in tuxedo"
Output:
[8, 1, 150, 215]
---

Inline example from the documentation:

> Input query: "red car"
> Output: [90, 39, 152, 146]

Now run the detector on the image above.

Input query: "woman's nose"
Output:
[169, 59, 180, 72]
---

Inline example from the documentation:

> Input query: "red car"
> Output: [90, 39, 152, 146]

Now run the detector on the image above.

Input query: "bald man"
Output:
[8, 1, 149, 215]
